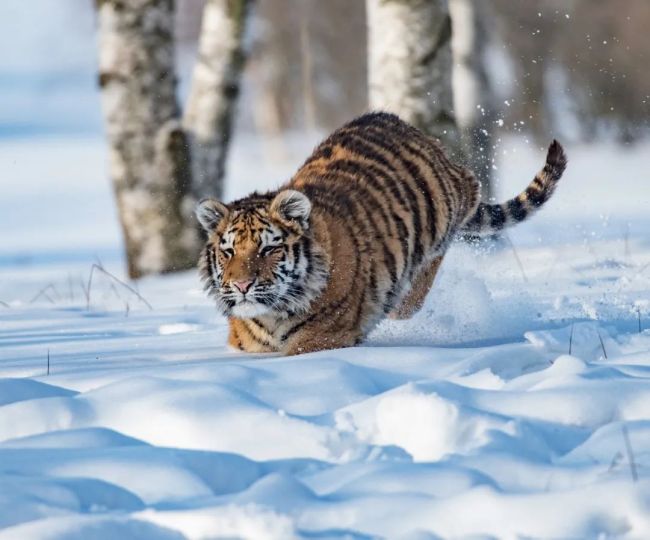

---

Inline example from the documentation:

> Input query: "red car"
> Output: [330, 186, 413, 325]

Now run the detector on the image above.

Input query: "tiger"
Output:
[196, 112, 567, 355]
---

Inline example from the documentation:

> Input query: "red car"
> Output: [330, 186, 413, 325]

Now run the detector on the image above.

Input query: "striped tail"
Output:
[462, 140, 568, 235]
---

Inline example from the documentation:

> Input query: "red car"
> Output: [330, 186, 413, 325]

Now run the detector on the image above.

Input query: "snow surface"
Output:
[2, 135, 650, 538]
[2, 2, 649, 536]
[2, 239, 650, 539]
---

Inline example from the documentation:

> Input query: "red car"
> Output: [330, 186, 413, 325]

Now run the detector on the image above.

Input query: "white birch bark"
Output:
[367, 0, 460, 157]
[96, 0, 199, 278]
[450, 0, 495, 199]
[183, 0, 252, 201]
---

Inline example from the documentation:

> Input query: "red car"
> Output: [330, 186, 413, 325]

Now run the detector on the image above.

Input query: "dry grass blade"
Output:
[109, 282, 125, 303]
[607, 451, 623, 473]
[79, 277, 90, 306]
[68, 274, 75, 302]
[86, 265, 96, 310]
[47, 348, 50, 376]
[50, 284, 62, 302]
[621, 425, 638, 483]
[86, 263, 153, 310]
[638, 309, 642, 334]
[30, 284, 57, 305]
[504, 233, 529, 283]
[568, 323, 575, 355]
[596, 330, 608, 359]
[0, 299, 9, 308]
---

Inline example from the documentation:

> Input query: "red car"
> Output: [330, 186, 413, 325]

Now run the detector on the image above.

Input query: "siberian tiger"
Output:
[197, 112, 567, 355]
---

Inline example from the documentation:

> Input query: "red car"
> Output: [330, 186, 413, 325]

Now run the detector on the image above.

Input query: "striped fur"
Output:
[462, 139, 568, 234]
[197, 112, 567, 355]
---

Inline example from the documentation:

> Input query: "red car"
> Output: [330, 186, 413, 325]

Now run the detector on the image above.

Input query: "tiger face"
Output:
[196, 190, 328, 319]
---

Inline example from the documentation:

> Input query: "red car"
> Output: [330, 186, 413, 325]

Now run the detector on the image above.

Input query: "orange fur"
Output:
[197, 112, 567, 355]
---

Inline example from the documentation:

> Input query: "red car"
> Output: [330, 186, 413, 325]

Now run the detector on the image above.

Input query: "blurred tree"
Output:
[490, 0, 557, 141]
[450, 0, 496, 200]
[492, 0, 650, 143]
[561, 0, 650, 142]
[176, 0, 650, 155]
[95, 0, 251, 278]
[366, 0, 461, 157]
[184, 0, 250, 201]
[247, 0, 367, 135]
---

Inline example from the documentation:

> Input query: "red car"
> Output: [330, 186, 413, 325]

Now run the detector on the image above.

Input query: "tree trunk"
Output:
[96, 0, 199, 278]
[366, 0, 461, 158]
[299, 3, 317, 131]
[96, 0, 252, 278]
[450, 0, 495, 200]
[183, 0, 252, 201]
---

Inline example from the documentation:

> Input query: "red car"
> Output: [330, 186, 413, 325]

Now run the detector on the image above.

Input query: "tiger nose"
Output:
[233, 279, 254, 294]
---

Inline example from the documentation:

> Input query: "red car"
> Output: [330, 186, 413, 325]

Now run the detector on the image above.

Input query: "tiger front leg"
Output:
[228, 318, 279, 353]
[281, 325, 362, 356]
[388, 255, 444, 320]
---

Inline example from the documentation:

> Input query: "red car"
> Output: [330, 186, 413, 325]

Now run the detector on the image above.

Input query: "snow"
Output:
[2, 107, 650, 540]
[2, 2, 649, 535]
[0, 0, 101, 137]
[1, 161, 650, 538]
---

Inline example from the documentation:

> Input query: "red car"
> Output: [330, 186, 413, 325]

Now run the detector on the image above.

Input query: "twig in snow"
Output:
[30, 284, 57, 305]
[621, 425, 638, 483]
[0, 299, 9, 308]
[638, 309, 643, 334]
[85, 267, 95, 310]
[596, 330, 608, 359]
[504, 233, 528, 283]
[608, 451, 623, 473]
[568, 323, 575, 355]
[67, 274, 75, 302]
[109, 282, 125, 303]
[50, 284, 62, 302]
[87, 263, 152, 311]
[80, 277, 90, 307]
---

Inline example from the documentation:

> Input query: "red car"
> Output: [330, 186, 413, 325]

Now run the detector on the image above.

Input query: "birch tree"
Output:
[450, 0, 495, 200]
[96, 0, 251, 278]
[183, 0, 251, 201]
[366, 0, 461, 157]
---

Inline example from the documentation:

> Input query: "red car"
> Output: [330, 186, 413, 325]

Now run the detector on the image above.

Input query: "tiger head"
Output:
[196, 189, 329, 319]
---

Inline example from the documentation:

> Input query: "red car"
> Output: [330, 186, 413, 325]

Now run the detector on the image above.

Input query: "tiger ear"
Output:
[196, 198, 229, 232]
[270, 190, 311, 228]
